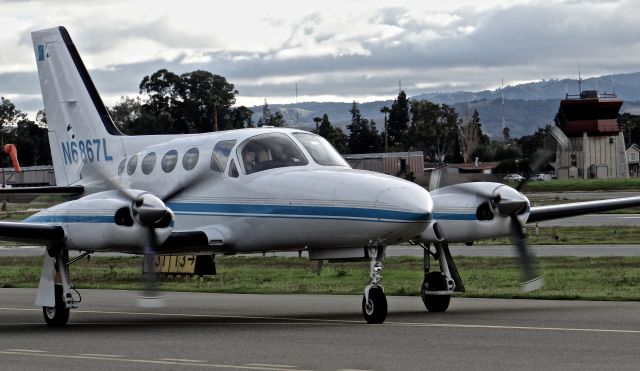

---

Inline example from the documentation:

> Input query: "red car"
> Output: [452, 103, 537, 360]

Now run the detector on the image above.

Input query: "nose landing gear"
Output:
[362, 246, 387, 324]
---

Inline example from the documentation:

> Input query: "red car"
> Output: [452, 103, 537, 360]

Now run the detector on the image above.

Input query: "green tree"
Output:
[271, 110, 286, 127]
[619, 113, 640, 147]
[138, 69, 237, 134]
[176, 70, 237, 133]
[317, 113, 347, 153]
[258, 100, 272, 127]
[227, 106, 254, 129]
[459, 109, 487, 162]
[138, 69, 181, 118]
[313, 116, 322, 133]
[347, 101, 382, 153]
[409, 100, 460, 163]
[387, 91, 410, 149]
[380, 105, 390, 152]
[0, 97, 51, 166]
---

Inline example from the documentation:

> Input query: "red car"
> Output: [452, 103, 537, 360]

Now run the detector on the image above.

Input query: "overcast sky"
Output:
[1, 0, 639, 114]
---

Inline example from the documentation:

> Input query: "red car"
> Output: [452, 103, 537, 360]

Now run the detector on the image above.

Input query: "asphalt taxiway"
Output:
[1, 289, 640, 370]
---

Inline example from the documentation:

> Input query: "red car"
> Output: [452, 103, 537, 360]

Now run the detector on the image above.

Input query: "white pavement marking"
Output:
[161, 358, 204, 363]
[245, 364, 298, 368]
[1, 306, 639, 335]
[5, 349, 48, 353]
[387, 321, 640, 334]
[0, 351, 314, 370]
[79, 353, 122, 358]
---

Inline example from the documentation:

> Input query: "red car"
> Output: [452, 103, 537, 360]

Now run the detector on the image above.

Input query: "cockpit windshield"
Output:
[238, 133, 309, 174]
[293, 132, 349, 167]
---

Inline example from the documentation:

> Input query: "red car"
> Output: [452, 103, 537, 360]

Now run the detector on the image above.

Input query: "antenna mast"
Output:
[501, 77, 505, 130]
[578, 63, 582, 94]
[295, 83, 299, 127]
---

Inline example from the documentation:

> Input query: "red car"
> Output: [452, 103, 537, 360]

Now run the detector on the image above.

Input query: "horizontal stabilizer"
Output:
[0, 186, 84, 203]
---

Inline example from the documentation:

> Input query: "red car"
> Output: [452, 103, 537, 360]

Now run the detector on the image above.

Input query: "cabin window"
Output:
[141, 152, 156, 175]
[293, 132, 349, 167]
[127, 155, 138, 175]
[211, 140, 236, 173]
[182, 147, 199, 171]
[228, 159, 239, 178]
[238, 133, 308, 175]
[118, 158, 127, 175]
[161, 150, 178, 173]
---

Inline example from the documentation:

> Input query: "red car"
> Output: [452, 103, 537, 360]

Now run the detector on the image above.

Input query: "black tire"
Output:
[362, 286, 387, 324]
[43, 285, 70, 327]
[421, 272, 451, 313]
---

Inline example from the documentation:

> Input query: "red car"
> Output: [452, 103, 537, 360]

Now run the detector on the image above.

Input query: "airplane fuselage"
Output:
[30, 128, 434, 254]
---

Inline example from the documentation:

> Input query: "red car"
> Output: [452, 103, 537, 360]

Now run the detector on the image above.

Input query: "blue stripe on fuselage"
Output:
[433, 212, 477, 221]
[24, 215, 114, 223]
[167, 202, 431, 223]
[23, 204, 432, 224]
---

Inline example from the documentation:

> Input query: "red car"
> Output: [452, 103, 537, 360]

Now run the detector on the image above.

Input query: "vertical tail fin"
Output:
[31, 26, 124, 186]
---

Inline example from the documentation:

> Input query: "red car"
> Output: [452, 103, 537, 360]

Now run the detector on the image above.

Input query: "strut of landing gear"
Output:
[416, 242, 465, 313]
[40, 247, 83, 327]
[362, 246, 387, 324]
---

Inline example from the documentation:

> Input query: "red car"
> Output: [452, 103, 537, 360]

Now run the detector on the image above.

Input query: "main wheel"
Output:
[421, 271, 450, 312]
[362, 286, 387, 324]
[43, 285, 70, 327]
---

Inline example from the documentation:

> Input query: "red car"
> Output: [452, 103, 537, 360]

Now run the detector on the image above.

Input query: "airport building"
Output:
[343, 151, 424, 175]
[554, 90, 629, 179]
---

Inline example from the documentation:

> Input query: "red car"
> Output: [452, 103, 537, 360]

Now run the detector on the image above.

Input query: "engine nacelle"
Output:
[424, 182, 530, 243]
[25, 190, 173, 252]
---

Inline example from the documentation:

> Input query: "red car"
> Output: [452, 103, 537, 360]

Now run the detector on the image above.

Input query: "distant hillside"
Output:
[251, 71, 640, 138]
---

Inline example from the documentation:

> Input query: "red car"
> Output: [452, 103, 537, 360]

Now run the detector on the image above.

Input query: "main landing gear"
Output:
[417, 242, 465, 313]
[38, 247, 84, 327]
[362, 246, 387, 324]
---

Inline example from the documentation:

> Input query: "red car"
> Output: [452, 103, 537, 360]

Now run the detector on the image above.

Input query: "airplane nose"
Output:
[375, 181, 433, 223]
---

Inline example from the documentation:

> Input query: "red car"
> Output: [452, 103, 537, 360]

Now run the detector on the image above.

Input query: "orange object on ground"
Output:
[4, 144, 21, 173]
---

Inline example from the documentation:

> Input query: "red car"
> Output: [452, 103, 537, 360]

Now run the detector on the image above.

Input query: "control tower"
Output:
[554, 90, 628, 179]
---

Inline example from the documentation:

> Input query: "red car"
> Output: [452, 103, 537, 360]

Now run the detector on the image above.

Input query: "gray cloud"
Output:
[3, 0, 639, 114]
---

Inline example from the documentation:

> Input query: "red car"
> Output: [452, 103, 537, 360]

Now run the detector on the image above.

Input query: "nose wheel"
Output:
[362, 246, 387, 324]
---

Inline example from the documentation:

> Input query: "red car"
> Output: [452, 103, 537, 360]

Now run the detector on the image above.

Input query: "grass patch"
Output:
[476, 226, 640, 245]
[3, 255, 640, 301]
[521, 178, 640, 192]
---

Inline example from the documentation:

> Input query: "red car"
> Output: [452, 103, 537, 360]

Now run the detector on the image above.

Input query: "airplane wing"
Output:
[0, 186, 84, 203]
[527, 196, 640, 223]
[0, 220, 216, 254]
[0, 222, 65, 243]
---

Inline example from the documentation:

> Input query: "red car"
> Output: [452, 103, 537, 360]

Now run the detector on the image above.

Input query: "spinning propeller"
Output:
[498, 126, 568, 290]
[489, 186, 543, 291]
[87, 160, 210, 306]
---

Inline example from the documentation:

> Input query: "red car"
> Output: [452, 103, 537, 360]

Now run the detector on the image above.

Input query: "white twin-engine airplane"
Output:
[3, 26, 640, 326]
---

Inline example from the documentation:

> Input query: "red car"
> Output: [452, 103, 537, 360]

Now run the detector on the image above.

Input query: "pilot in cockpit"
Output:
[243, 146, 257, 174]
